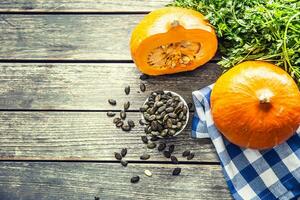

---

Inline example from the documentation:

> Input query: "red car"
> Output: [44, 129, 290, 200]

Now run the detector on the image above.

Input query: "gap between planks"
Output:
[0, 159, 220, 165]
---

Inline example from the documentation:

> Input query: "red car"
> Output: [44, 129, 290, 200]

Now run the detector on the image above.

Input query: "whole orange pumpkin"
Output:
[211, 61, 300, 149]
[130, 7, 218, 75]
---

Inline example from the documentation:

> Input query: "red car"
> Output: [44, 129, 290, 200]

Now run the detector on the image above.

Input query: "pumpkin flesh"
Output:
[130, 7, 218, 75]
[211, 61, 300, 149]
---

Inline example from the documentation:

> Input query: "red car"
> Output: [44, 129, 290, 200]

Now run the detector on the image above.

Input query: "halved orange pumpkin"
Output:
[130, 7, 218, 75]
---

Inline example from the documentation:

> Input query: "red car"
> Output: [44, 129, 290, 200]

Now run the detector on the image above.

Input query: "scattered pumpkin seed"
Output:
[124, 101, 130, 111]
[125, 86, 130, 95]
[172, 167, 181, 176]
[140, 153, 150, 160]
[144, 169, 152, 177]
[182, 150, 191, 157]
[131, 176, 140, 183]
[170, 156, 178, 164]
[139, 119, 147, 126]
[187, 152, 195, 160]
[113, 117, 121, 124]
[120, 110, 126, 119]
[168, 144, 175, 154]
[121, 124, 131, 132]
[114, 152, 122, 160]
[121, 159, 128, 167]
[128, 120, 135, 128]
[108, 99, 116, 105]
[140, 83, 146, 92]
[147, 142, 157, 149]
[116, 120, 124, 128]
[106, 112, 116, 117]
[163, 151, 171, 158]
[157, 143, 166, 151]
[121, 148, 127, 157]
[141, 136, 149, 144]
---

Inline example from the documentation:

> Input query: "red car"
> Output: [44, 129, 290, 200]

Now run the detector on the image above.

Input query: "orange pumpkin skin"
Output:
[211, 61, 300, 149]
[130, 7, 218, 75]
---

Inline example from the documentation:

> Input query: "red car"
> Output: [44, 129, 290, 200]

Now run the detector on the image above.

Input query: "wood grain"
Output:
[0, 111, 218, 162]
[0, 14, 220, 61]
[0, 162, 231, 200]
[0, 63, 222, 110]
[0, 0, 171, 12]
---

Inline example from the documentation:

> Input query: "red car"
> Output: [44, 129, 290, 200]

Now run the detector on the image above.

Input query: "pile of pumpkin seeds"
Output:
[107, 76, 196, 184]
[140, 91, 188, 138]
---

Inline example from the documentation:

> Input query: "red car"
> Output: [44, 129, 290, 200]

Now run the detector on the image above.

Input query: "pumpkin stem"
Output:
[171, 20, 180, 28]
[259, 93, 272, 104]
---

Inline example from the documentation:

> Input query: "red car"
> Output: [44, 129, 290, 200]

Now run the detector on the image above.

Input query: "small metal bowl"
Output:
[141, 90, 189, 137]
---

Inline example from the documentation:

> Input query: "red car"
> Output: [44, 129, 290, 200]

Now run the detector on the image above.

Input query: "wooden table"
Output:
[0, 1, 232, 199]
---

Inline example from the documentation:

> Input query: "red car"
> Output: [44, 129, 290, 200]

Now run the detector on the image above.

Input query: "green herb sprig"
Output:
[170, 0, 300, 85]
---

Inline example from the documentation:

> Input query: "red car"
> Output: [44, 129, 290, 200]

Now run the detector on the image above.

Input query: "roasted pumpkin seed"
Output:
[171, 156, 178, 164]
[163, 151, 171, 158]
[148, 115, 156, 121]
[128, 120, 135, 128]
[187, 152, 195, 160]
[124, 101, 130, 111]
[166, 107, 174, 113]
[140, 153, 150, 160]
[116, 121, 124, 128]
[106, 112, 116, 117]
[125, 86, 130, 95]
[172, 167, 181, 176]
[131, 176, 140, 183]
[168, 144, 175, 154]
[108, 99, 116, 105]
[114, 152, 122, 160]
[169, 129, 176, 136]
[121, 159, 128, 167]
[139, 119, 146, 125]
[161, 129, 168, 137]
[113, 117, 121, 124]
[147, 142, 157, 149]
[120, 110, 126, 119]
[157, 143, 166, 151]
[168, 113, 177, 119]
[121, 148, 127, 157]
[140, 83, 146, 92]
[141, 136, 149, 144]
[182, 150, 191, 157]
[121, 124, 131, 132]
[151, 121, 158, 131]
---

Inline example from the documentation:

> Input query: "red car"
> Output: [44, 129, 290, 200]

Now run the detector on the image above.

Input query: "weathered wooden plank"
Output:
[0, 112, 218, 162]
[0, 14, 220, 61]
[0, 63, 221, 110]
[0, 162, 231, 200]
[0, 0, 171, 12]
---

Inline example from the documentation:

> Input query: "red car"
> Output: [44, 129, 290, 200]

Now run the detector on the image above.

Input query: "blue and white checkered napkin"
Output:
[192, 85, 300, 200]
